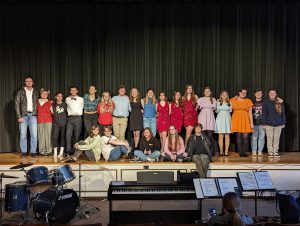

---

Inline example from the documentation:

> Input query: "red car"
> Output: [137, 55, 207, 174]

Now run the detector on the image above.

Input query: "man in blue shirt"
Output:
[112, 84, 131, 140]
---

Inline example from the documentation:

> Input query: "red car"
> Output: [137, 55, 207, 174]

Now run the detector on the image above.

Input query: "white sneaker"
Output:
[268, 153, 274, 158]
[274, 153, 281, 158]
[258, 151, 263, 156]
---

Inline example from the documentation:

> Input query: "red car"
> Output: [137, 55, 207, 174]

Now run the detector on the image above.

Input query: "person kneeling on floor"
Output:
[66, 124, 101, 162]
[134, 127, 161, 162]
[186, 123, 212, 177]
[101, 125, 131, 161]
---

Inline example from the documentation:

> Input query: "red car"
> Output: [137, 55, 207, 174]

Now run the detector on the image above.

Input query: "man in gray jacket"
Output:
[14, 76, 39, 157]
[186, 123, 212, 177]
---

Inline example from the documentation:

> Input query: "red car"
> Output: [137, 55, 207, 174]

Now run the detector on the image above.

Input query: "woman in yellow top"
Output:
[231, 89, 254, 157]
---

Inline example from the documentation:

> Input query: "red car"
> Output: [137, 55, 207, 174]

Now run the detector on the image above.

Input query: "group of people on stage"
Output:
[14, 76, 286, 175]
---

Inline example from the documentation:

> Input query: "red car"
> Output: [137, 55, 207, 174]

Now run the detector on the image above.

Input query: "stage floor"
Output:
[0, 151, 299, 166]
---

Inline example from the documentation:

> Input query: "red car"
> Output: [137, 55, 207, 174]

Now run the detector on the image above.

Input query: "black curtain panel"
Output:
[0, 0, 299, 152]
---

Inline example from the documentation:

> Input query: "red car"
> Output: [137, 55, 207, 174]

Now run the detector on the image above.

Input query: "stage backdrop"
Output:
[0, 0, 299, 152]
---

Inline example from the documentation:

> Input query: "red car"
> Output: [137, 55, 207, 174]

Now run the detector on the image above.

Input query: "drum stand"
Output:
[76, 163, 100, 220]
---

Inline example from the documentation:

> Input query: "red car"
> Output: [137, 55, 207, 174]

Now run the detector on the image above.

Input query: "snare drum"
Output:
[53, 165, 76, 185]
[5, 182, 28, 212]
[33, 188, 79, 223]
[27, 166, 50, 193]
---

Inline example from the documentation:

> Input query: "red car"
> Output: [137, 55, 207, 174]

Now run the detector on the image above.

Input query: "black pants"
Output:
[52, 124, 66, 148]
[236, 133, 249, 156]
[66, 116, 82, 154]
[83, 113, 98, 136]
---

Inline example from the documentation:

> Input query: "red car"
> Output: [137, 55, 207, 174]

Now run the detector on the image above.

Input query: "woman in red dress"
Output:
[170, 91, 183, 133]
[156, 92, 170, 152]
[182, 84, 198, 144]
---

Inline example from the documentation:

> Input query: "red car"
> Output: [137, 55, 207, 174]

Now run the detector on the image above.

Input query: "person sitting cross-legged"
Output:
[100, 125, 131, 161]
[134, 127, 161, 162]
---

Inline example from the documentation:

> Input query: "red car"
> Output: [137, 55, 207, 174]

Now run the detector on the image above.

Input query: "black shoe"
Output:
[21, 153, 27, 158]
[31, 153, 38, 158]
[128, 151, 134, 159]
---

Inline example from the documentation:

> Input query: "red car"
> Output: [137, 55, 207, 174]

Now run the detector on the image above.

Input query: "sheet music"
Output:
[238, 172, 259, 191]
[254, 171, 274, 190]
[217, 178, 239, 196]
[200, 178, 219, 197]
[193, 179, 204, 199]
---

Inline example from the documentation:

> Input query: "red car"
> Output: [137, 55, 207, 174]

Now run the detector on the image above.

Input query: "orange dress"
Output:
[231, 98, 253, 133]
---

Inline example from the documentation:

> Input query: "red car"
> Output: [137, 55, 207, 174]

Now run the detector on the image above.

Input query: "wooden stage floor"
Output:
[0, 151, 299, 166]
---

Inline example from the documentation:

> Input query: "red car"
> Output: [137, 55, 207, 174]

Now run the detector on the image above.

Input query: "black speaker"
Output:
[177, 171, 199, 185]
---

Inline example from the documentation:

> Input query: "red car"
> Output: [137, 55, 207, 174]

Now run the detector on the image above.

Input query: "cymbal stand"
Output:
[76, 162, 100, 219]
[0, 175, 4, 224]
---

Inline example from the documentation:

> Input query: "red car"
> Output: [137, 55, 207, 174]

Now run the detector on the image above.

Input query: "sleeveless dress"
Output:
[215, 101, 232, 134]
[183, 98, 197, 127]
[156, 102, 170, 133]
[197, 97, 217, 131]
[170, 102, 183, 133]
[231, 98, 253, 133]
[129, 101, 143, 131]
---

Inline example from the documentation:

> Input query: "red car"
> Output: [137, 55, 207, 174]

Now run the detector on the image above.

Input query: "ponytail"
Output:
[232, 210, 245, 226]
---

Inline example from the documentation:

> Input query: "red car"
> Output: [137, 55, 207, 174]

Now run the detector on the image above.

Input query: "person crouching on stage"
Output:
[100, 125, 131, 161]
[66, 124, 101, 162]
[163, 125, 186, 162]
[186, 123, 212, 177]
[134, 127, 161, 162]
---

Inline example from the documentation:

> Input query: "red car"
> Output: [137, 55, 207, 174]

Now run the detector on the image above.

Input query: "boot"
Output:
[53, 147, 58, 158]
[58, 147, 64, 159]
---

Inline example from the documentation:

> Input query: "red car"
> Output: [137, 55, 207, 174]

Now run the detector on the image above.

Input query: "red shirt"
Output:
[37, 100, 53, 123]
[97, 102, 114, 125]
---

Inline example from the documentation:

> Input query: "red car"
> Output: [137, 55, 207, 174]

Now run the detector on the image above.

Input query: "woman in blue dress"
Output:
[215, 90, 232, 156]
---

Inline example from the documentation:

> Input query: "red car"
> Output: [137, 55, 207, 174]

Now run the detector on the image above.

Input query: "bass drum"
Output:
[33, 188, 79, 224]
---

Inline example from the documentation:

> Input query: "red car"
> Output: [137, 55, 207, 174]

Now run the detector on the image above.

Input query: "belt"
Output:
[113, 115, 127, 118]
[69, 115, 82, 117]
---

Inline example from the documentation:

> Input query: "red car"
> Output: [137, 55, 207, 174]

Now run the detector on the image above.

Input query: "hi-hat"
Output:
[0, 173, 19, 179]
[10, 163, 33, 170]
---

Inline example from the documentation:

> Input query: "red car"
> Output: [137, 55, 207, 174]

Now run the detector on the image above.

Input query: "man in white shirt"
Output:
[100, 125, 131, 161]
[65, 86, 84, 155]
[14, 76, 39, 157]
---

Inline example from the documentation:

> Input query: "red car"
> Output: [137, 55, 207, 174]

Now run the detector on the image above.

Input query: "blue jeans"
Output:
[134, 150, 160, 161]
[251, 125, 265, 152]
[108, 145, 128, 161]
[143, 117, 156, 136]
[19, 113, 37, 154]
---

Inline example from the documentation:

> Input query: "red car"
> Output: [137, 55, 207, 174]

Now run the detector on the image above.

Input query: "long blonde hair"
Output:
[218, 90, 231, 106]
[183, 84, 197, 104]
[145, 88, 156, 105]
[129, 88, 141, 103]
[100, 91, 113, 113]
[223, 192, 245, 226]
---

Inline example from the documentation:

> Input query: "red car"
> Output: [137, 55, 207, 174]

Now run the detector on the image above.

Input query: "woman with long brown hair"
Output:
[169, 91, 183, 133]
[262, 89, 286, 158]
[163, 125, 186, 162]
[182, 84, 198, 143]
[207, 192, 253, 226]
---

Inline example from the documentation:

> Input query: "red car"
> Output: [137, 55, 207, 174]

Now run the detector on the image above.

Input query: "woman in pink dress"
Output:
[182, 84, 198, 144]
[197, 86, 217, 154]
[169, 91, 183, 133]
[156, 92, 170, 152]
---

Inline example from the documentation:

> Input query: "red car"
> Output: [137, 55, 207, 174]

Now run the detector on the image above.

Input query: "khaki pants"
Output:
[112, 117, 128, 140]
[38, 123, 52, 155]
[192, 154, 210, 178]
[265, 126, 282, 154]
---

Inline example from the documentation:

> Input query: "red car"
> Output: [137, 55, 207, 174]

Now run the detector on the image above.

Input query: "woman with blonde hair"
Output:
[129, 88, 144, 149]
[182, 84, 198, 143]
[215, 90, 232, 156]
[97, 91, 114, 135]
[142, 88, 157, 136]
[207, 192, 253, 226]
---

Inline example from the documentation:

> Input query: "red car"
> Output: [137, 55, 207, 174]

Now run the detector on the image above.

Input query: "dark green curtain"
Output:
[0, 1, 299, 152]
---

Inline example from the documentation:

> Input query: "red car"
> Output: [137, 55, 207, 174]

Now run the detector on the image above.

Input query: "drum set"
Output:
[1, 163, 79, 224]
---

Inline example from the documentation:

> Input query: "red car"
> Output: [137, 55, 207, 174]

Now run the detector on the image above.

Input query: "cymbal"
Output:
[10, 163, 33, 170]
[0, 173, 19, 179]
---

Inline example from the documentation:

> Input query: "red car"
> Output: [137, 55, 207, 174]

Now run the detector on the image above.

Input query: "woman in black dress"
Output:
[129, 88, 144, 149]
